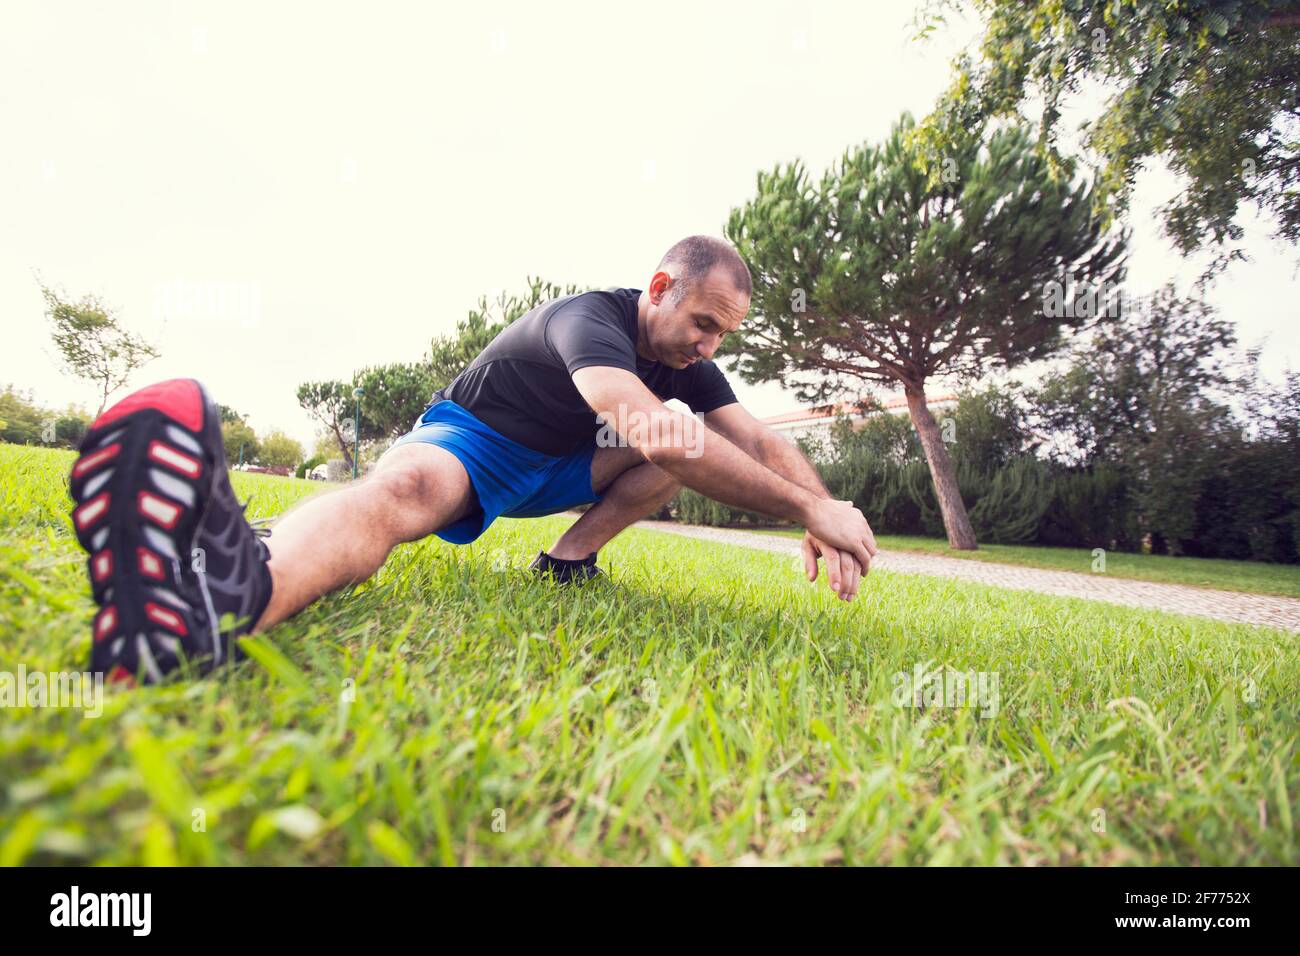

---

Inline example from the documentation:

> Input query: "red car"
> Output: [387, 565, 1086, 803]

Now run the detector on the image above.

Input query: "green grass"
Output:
[749, 528, 1300, 599]
[1, 443, 1296, 865]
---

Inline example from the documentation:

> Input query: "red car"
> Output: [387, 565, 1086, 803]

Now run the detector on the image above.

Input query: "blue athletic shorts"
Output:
[390, 399, 602, 544]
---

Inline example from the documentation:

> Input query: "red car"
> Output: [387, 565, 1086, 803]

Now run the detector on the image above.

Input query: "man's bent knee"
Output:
[592, 444, 657, 494]
[596, 455, 679, 503]
[367, 443, 475, 541]
[642, 463, 680, 497]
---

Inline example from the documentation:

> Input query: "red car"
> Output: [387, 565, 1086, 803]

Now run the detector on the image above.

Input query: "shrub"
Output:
[903, 458, 1051, 544]
[671, 488, 772, 527]
[1038, 463, 1140, 550]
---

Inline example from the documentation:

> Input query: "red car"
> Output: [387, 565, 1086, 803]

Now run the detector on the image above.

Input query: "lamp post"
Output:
[351, 386, 365, 479]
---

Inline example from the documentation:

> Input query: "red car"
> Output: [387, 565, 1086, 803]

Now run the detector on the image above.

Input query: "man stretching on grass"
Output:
[69, 235, 879, 683]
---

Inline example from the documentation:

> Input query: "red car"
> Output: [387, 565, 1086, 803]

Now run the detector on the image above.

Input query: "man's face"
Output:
[646, 267, 749, 369]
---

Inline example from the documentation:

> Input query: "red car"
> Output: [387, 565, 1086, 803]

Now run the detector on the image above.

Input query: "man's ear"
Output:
[648, 270, 673, 304]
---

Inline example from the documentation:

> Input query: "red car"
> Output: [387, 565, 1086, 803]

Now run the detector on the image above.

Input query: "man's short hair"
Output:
[657, 236, 752, 305]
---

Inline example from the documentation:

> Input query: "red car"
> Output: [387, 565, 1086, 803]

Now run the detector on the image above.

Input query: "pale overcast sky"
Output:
[2, 1, 1296, 447]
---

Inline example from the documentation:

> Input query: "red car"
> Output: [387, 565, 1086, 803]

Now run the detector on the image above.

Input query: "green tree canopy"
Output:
[725, 113, 1125, 548]
[220, 419, 259, 466]
[296, 380, 358, 472]
[919, 0, 1300, 274]
[354, 362, 437, 440]
[1034, 285, 1239, 551]
[41, 283, 159, 416]
[257, 429, 304, 470]
[218, 404, 247, 425]
[0, 386, 90, 448]
[0, 386, 48, 445]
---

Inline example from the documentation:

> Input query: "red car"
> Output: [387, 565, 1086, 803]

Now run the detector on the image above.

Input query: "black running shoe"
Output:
[69, 378, 273, 685]
[527, 550, 603, 584]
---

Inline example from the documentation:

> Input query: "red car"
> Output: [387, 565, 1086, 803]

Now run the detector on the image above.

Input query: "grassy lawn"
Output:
[749, 528, 1300, 600]
[1, 443, 1296, 865]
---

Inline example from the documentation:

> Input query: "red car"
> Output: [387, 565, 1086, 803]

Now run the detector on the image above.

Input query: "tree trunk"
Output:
[332, 425, 354, 472]
[904, 384, 978, 551]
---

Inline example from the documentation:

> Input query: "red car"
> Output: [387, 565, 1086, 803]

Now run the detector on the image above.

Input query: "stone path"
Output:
[633, 521, 1300, 632]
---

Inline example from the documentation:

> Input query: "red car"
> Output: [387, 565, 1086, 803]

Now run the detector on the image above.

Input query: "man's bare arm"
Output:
[571, 366, 877, 570]
[574, 369, 816, 524]
[705, 402, 875, 601]
[756, 431, 831, 499]
[703, 403, 829, 498]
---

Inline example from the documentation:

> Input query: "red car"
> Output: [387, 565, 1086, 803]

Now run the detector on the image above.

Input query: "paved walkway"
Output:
[633, 521, 1300, 632]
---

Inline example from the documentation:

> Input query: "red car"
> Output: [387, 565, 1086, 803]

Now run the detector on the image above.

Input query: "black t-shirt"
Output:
[434, 287, 738, 456]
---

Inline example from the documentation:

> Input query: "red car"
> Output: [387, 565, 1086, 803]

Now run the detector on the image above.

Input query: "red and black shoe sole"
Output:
[69, 379, 224, 684]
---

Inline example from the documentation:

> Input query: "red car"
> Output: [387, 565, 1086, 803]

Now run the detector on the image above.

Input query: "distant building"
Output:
[759, 392, 958, 442]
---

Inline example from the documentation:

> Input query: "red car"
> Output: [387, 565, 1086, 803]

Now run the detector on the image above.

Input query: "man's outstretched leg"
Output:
[537, 445, 679, 575]
[254, 441, 475, 630]
[70, 379, 473, 683]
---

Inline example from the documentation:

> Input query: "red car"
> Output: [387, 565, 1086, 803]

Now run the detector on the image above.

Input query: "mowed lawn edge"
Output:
[2, 444, 1297, 866]
[745, 527, 1300, 600]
